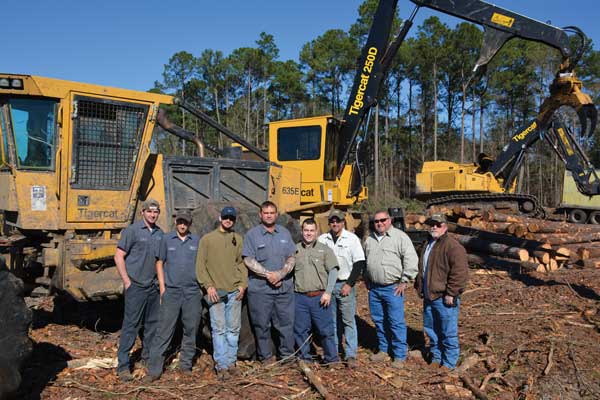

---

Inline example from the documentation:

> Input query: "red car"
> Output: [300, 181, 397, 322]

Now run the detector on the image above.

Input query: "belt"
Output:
[302, 290, 324, 297]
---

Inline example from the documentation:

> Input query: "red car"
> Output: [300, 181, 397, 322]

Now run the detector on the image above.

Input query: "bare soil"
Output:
[17, 267, 600, 399]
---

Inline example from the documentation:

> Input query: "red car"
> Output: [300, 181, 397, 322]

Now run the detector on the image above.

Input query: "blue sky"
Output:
[3, 0, 598, 92]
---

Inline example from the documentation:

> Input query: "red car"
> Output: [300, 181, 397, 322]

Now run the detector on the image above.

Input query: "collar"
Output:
[327, 228, 348, 241]
[136, 220, 157, 231]
[169, 231, 192, 242]
[260, 224, 279, 235]
[301, 240, 317, 249]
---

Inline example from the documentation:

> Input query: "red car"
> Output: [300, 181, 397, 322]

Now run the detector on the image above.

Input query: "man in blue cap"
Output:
[196, 206, 247, 380]
[145, 209, 201, 382]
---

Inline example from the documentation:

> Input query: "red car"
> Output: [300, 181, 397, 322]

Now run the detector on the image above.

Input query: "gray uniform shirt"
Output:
[294, 241, 338, 293]
[365, 226, 419, 285]
[242, 224, 296, 294]
[157, 232, 200, 294]
[117, 220, 164, 287]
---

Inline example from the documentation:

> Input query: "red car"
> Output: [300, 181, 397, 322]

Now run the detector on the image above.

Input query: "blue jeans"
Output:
[247, 289, 295, 361]
[368, 283, 407, 360]
[294, 293, 338, 364]
[423, 297, 460, 368]
[147, 288, 202, 376]
[209, 290, 242, 371]
[117, 282, 160, 373]
[331, 281, 358, 358]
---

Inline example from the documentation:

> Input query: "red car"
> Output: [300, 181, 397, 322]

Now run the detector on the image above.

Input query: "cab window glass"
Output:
[0, 108, 9, 166]
[277, 125, 321, 161]
[9, 98, 57, 169]
[323, 124, 338, 180]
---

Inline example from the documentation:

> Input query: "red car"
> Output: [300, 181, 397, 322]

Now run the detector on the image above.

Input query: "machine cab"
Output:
[268, 115, 367, 207]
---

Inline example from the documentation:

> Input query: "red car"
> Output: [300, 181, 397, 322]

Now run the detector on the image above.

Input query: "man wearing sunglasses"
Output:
[196, 206, 246, 380]
[317, 209, 365, 368]
[365, 209, 418, 369]
[415, 213, 468, 371]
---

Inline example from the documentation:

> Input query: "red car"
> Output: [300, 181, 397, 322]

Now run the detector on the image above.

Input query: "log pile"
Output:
[404, 203, 600, 272]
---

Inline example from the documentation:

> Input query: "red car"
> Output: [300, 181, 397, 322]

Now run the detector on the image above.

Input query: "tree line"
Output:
[151, 0, 600, 208]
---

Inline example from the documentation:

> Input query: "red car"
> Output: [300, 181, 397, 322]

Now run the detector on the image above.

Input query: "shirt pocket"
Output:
[256, 245, 268, 262]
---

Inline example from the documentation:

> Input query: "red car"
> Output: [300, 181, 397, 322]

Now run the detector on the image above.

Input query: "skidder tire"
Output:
[0, 257, 32, 399]
[568, 209, 587, 224]
[588, 211, 600, 225]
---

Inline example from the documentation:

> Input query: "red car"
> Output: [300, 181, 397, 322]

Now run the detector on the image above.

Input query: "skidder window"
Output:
[71, 97, 148, 190]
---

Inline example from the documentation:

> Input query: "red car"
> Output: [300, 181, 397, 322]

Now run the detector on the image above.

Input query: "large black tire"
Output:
[588, 211, 600, 225]
[568, 209, 588, 224]
[0, 257, 32, 399]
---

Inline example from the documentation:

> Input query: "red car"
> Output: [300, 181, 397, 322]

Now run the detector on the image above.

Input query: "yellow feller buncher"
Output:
[413, 2, 598, 217]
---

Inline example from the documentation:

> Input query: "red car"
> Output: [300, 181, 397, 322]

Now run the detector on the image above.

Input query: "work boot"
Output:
[391, 359, 404, 369]
[117, 370, 134, 382]
[345, 357, 359, 369]
[429, 360, 442, 369]
[216, 368, 230, 381]
[369, 352, 390, 362]
[228, 366, 242, 377]
[260, 356, 276, 366]
[142, 373, 160, 384]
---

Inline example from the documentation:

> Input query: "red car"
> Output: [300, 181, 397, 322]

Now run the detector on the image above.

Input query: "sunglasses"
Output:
[429, 222, 444, 228]
[328, 218, 342, 224]
[374, 218, 389, 224]
[222, 215, 236, 222]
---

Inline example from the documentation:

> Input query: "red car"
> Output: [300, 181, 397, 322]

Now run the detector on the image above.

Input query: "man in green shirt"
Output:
[196, 206, 247, 379]
[294, 219, 339, 364]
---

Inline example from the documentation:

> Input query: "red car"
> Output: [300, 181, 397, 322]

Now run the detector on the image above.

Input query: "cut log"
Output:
[482, 211, 521, 223]
[454, 234, 529, 261]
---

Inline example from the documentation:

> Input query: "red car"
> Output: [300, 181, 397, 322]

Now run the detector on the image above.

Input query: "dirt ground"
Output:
[16, 266, 600, 400]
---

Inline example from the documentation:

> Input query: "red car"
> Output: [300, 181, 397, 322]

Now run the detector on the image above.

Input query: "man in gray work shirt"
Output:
[365, 209, 418, 369]
[242, 201, 296, 363]
[145, 210, 201, 382]
[115, 199, 164, 382]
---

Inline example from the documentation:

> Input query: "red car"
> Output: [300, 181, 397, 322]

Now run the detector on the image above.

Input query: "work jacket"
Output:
[414, 232, 468, 301]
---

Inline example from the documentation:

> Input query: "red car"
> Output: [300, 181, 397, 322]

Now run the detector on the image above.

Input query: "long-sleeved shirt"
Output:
[365, 226, 419, 285]
[196, 228, 247, 292]
[318, 228, 365, 285]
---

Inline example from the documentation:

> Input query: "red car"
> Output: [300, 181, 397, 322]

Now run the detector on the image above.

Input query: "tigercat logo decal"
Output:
[557, 127, 575, 156]
[491, 12, 515, 28]
[512, 121, 537, 142]
[348, 47, 378, 116]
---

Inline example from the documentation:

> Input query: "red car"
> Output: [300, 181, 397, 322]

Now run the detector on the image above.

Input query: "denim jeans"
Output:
[331, 281, 358, 358]
[117, 282, 160, 373]
[423, 297, 460, 368]
[147, 288, 202, 377]
[294, 293, 338, 364]
[368, 283, 407, 360]
[208, 290, 242, 371]
[247, 289, 295, 361]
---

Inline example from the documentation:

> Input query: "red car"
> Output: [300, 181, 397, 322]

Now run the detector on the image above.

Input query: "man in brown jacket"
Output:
[415, 213, 468, 370]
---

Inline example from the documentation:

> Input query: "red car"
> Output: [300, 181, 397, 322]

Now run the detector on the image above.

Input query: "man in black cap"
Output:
[115, 198, 164, 382]
[196, 206, 246, 380]
[415, 213, 468, 371]
[145, 209, 202, 382]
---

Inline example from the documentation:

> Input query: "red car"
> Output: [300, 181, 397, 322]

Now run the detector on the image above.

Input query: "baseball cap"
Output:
[221, 206, 237, 218]
[425, 213, 447, 225]
[142, 198, 160, 211]
[328, 209, 346, 221]
[174, 209, 192, 223]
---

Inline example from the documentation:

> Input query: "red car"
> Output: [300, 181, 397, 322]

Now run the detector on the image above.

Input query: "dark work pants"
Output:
[294, 293, 338, 364]
[147, 288, 203, 377]
[117, 282, 160, 373]
[247, 289, 295, 361]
